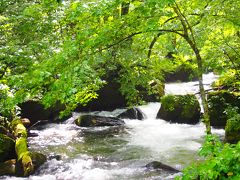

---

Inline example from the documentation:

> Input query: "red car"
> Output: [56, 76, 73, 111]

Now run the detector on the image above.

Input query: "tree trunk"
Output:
[173, 4, 211, 134]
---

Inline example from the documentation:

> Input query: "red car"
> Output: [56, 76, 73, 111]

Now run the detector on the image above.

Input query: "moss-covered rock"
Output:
[0, 152, 46, 177]
[156, 94, 200, 124]
[225, 114, 240, 144]
[75, 115, 125, 127]
[0, 134, 15, 162]
[208, 91, 240, 128]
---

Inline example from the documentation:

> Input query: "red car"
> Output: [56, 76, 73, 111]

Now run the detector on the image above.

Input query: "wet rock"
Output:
[0, 134, 16, 162]
[19, 101, 66, 126]
[75, 115, 125, 127]
[208, 91, 240, 128]
[48, 154, 62, 161]
[20, 118, 31, 128]
[0, 159, 16, 176]
[157, 94, 200, 124]
[76, 80, 127, 111]
[28, 131, 39, 137]
[117, 107, 145, 120]
[30, 152, 47, 169]
[145, 161, 180, 173]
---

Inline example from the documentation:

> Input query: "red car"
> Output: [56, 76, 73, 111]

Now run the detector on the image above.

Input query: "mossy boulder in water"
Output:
[0, 134, 15, 162]
[75, 115, 125, 127]
[117, 107, 145, 120]
[156, 94, 200, 124]
[208, 91, 240, 128]
[225, 114, 240, 143]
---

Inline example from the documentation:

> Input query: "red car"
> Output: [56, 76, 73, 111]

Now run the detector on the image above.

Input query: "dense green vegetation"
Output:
[0, 0, 239, 179]
[179, 135, 240, 180]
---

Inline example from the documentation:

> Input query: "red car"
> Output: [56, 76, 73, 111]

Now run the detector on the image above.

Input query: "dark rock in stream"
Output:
[19, 100, 68, 126]
[145, 161, 180, 173]
[117, 107, 145, 120]
[75, 115, 125, 127]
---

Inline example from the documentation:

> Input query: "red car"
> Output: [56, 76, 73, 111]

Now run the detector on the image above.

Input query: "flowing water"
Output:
[3, 73, 224, 180]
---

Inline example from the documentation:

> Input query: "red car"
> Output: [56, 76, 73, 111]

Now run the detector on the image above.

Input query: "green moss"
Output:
[15, 137, 29, 160]
[225, 114, 240, 143]
[161, 94, 199, 117]
[159, 94, 200, 124]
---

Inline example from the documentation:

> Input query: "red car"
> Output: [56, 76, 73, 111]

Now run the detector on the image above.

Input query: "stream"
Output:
[3, 73, 224, 180]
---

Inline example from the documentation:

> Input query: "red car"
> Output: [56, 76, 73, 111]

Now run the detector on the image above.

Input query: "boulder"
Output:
[164, 63, 198, 82]
[20, 118, 31, 128]
[76, 70, 161, 112]
[76, 81, 127, 112]
[75, 115, 125, 127]
[19, 100, 67, 126]
[117, 107, 145, 120]
[30, 152, 47, 169]
[208, 91, 240, 128]
[225, 114, 240, 144]
[157, 94, 200, 124]
[0, 134, 16, 162]
[145, 161, 180, 173]
[0, 152, 47, 177]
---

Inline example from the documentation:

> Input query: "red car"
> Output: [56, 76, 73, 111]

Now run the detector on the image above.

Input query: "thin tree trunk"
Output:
[173, 4, 211, 134]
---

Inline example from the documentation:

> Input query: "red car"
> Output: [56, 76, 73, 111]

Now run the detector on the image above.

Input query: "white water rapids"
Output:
[3, 73, 224, 180]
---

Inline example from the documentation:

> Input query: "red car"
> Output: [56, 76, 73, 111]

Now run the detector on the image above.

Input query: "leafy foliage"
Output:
[177, 135, 240, 180]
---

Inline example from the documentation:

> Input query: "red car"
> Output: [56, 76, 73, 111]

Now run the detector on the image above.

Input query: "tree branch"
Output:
[148, 32, 162, 58]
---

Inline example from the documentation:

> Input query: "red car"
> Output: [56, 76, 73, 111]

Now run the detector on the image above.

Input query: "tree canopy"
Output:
[0, 0, 239, 118]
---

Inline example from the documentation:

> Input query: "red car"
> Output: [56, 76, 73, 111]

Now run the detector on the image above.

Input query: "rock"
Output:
[15, 152, 47, 177]
[0, 134, 16, 162]
[145, 161, 180, 173]
[75, 115, 125, 127]
[157, 94, 200, 124]
[20, 118, 31, 128]
[0, 159, 16, 176]
[76, 81, 127, 111]
[48, 154, 62, 161]
[30, 152, 47, 169]
[19, 100, 66, 126]
[208, 91, 240, 128]
[225, 114, 240, 144]
[117, 107, 145, 120]
[75, 70, 161, 112]
[164, 63, 198, 82]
